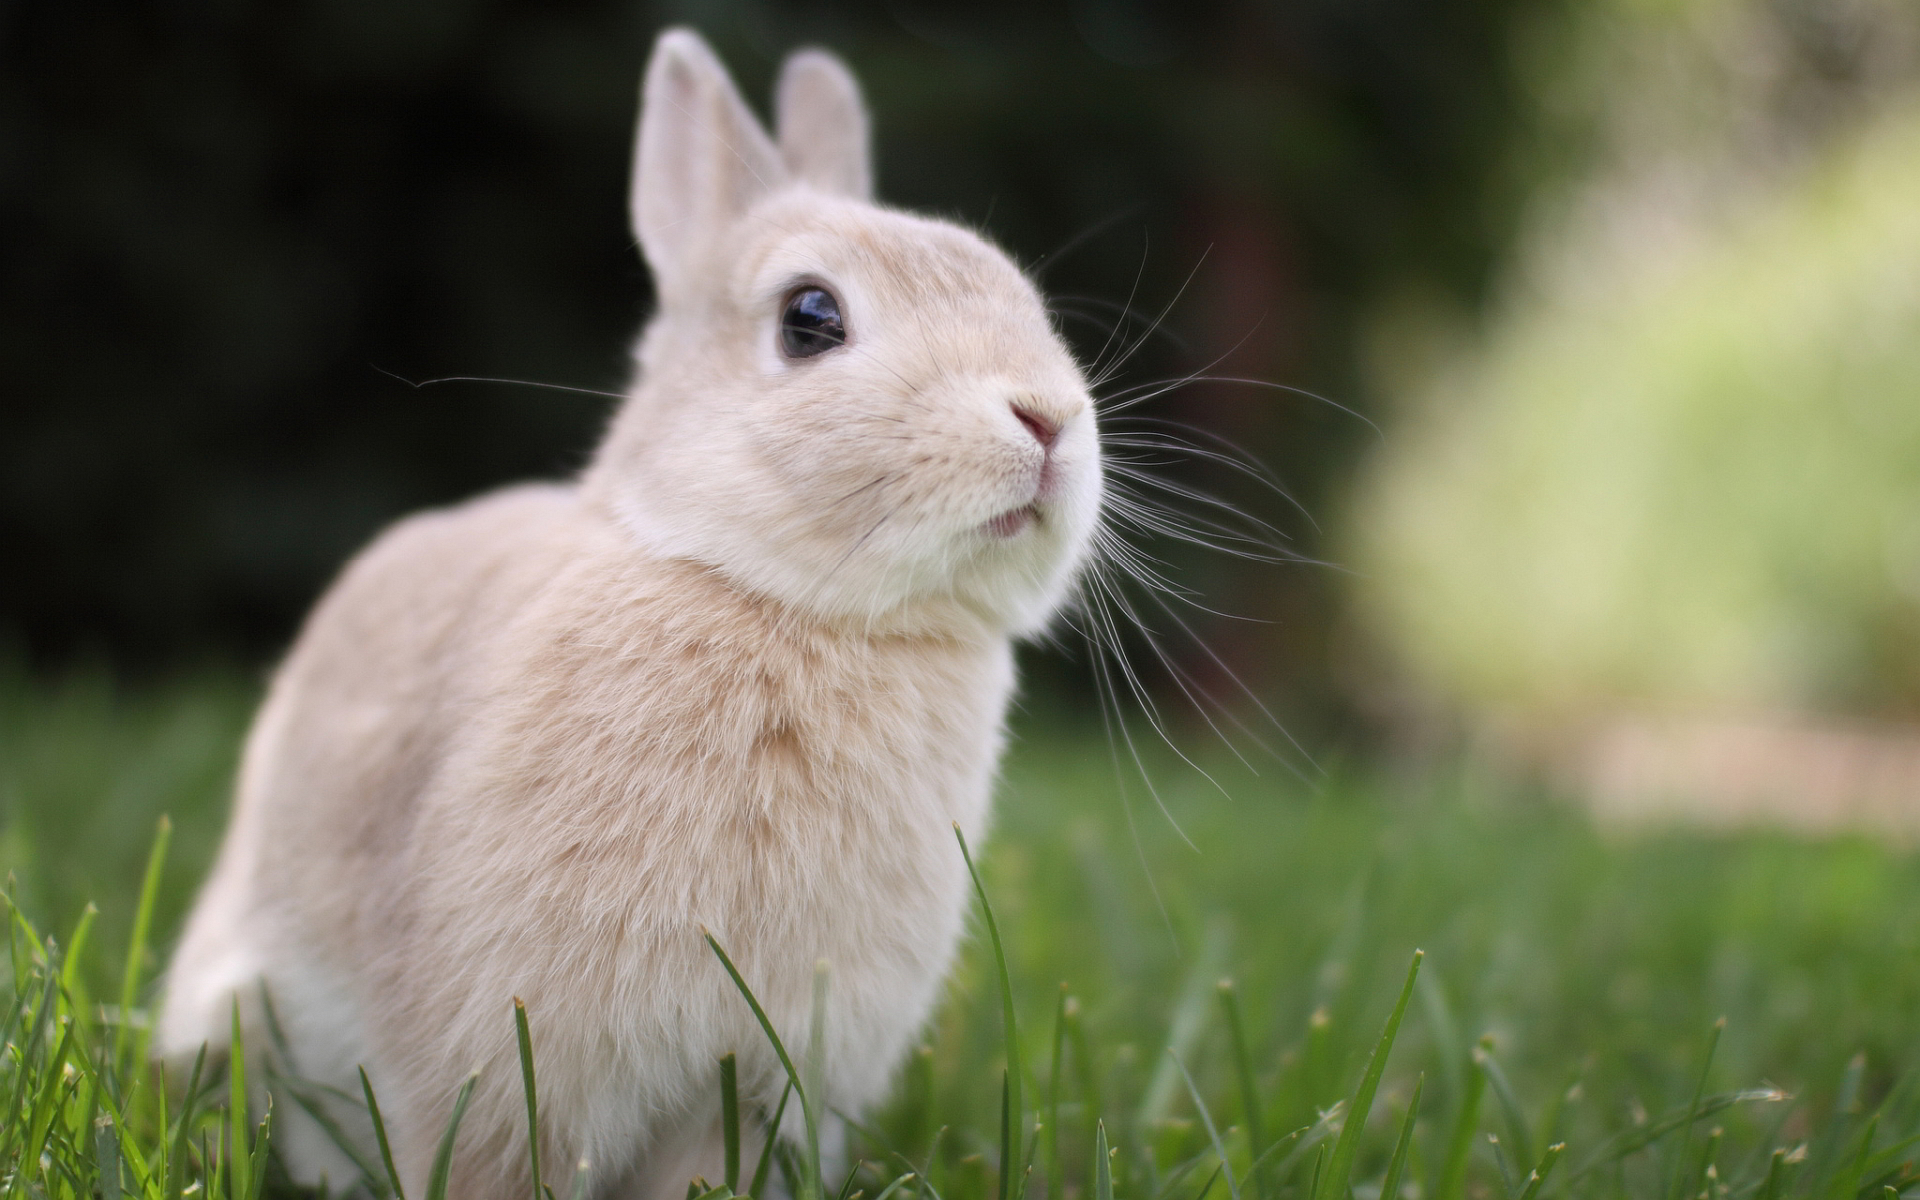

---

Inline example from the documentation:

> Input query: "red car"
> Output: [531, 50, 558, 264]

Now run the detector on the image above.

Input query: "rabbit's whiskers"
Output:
[371, 366, 628, 403]
[1045, 274, 1392, 892]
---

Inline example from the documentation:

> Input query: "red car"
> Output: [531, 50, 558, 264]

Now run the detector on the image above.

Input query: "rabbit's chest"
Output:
[567, 628, 1011, 1099]
[488, 614, 1014, 928]
[676, 636, 1007, 903]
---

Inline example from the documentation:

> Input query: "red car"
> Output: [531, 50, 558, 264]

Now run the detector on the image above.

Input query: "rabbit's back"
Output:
[160, 482, 589, 1052]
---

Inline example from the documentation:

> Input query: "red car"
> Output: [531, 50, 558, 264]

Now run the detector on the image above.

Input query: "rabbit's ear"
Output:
[775, 49, 872, 200]
[631, 29, 784, 299]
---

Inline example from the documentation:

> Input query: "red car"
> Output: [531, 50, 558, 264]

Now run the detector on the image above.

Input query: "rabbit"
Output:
[157, 26, 1104, 1200]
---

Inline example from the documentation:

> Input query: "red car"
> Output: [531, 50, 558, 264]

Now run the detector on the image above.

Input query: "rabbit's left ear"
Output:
[775, 49, 873, 199]
[632, 29, 784, 303]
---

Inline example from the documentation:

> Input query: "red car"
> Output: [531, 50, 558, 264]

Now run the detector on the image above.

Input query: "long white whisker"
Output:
[1103, 475, 1305, 560]
[1088, 247, 1211, 391]
[1133, 584, 1322, 777]
[1081, 566, 1231, 813]
[1051, 294, 1192, 353]
[1087, 565, 1265, 777]
[1029, 201, 1149, 280]
[1104, 376, 1381, 439]
[1088, 638, 1181, 947]
[1103, 419, 1323, 533]
[1087, 232, 1152, 381]
[372, 367, 627, 402]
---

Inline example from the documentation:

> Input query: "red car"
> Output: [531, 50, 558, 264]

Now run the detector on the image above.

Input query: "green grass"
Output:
[3, 663, 1919, 1199]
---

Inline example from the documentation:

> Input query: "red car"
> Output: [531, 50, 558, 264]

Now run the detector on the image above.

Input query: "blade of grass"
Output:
[167, 1045, 210, 1200]
[833, 1157, 866, 1200]
[871, 1171, 918, 1200]
[917, 1126, 950, 1200]
[1095, 1121, 1114, 1200]
[722, 1053, 742, 1194]
[1142, 921, 1233, 1129]
[1173, 1050, 1239, 1200]
[829, 1105, 892, 1158]
[1048, 986, 1069, 1200]
[243, 1098, 274, 1200]
[59, 905, 96, 999]
[424, 1073, 478, 1200]
[208, 1128, 224, 1200]
[1000, 1070, 1013, 1200]
[1861, 1130, 1920, 1181]
[1667, 1021, 1726, 1200]
[1760, 1149, 1789, 1200]
[1569, 1090, 1786, 1180]
[8, 966, 60, 1128]
[115, 818, 170, 1075]
[74, 1040, 156, 1200]
[1220, 979, 1267, 1189]
[1067, 996, 1101, 1135]
[516, 999, 545, 1200]
[257, 983, 297, 1073]
[20, 1016, 77, 1190]
[705, 930, 818, 1167]
[904, 1045, 936, 1162]
[750, 1084, 795, 1200]
[1830, 1114, 1878, 1200]
[1517, 1144, 1566, 1200]
[1246, 1121, 1320, 1183]
[362, 1066, 408, 1200]
[1152, 1145, 1229, 1200]
[1437, 1038, 1491, 1200]
[1381, 1076, 1424, 1200]
[1481, 1051, 1534, 1170]
[956, 826, 1026, 1200]
[278, 1077, 387, 1194]
[804, 961, 829, 1200]
[1195, 1164, 1226, 1200]
[1489, 1134, 1517, 1200]
[1692, 1127, 1724, 1200]
[1537, 1062, 1588, 1157]
[230, 999, 254, 1200]
[95, 1119, 123, 1200]
[1315, 950, 1423, 1200]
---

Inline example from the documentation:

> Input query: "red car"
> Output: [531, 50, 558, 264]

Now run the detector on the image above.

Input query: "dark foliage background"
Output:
[2, 0, 1542, 723]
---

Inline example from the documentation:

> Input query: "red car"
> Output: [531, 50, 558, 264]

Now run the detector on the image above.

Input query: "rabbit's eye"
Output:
[780, 287, 845, 359]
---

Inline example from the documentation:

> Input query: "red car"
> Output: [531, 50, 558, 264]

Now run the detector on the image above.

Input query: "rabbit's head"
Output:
[585, 30, 1101, 636]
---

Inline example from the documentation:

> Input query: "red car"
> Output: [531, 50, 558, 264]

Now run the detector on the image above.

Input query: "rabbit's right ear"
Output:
[631, 29, 784, 302]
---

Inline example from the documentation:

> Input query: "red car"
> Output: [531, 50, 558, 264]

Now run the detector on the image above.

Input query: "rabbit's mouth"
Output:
[984, 504, 1041, 539]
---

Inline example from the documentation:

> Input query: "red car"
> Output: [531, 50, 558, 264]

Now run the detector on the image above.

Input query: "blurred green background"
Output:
[9, 0, 1919, 751]
[1350, 0, 1920, 736]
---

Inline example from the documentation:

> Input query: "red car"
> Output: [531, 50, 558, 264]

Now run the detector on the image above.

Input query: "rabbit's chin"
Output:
[601, 472, 1098, 640]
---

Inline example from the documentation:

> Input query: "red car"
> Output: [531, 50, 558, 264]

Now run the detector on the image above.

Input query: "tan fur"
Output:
[159, 28, 1102, 1200]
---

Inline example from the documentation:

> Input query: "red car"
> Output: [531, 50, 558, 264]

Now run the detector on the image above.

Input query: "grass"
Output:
[2, 661, 1920, 1199]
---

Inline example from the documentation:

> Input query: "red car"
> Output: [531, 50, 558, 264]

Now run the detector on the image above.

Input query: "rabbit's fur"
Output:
[158, 27, 1102, 1200]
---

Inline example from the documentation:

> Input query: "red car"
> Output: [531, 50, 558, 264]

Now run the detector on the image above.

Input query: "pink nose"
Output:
[1012, 404, 1060, 450]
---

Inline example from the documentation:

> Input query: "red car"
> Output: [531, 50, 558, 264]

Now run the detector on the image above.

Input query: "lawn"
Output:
[2, 661, 1918, 1199]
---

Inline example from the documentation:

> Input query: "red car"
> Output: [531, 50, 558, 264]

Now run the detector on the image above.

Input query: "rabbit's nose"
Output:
[1011, 403, 1060, 450]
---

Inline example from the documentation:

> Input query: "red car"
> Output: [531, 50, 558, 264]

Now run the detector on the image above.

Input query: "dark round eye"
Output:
[780, 287, 846, 359]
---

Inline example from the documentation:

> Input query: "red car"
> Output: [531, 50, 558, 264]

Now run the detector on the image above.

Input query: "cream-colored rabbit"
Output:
[158, 26, 1102, 1200]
